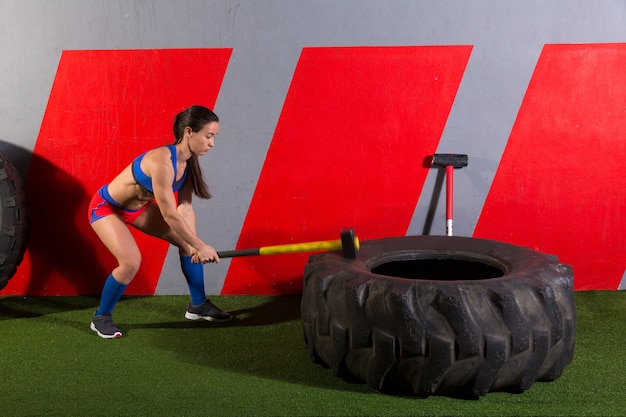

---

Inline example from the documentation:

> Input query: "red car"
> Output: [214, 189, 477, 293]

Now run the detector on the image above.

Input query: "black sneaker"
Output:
[185, 299, 233, 322]
[90, 313, 123, 339]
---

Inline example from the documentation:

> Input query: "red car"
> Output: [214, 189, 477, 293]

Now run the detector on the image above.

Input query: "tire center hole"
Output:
[371, 258, 505, 280]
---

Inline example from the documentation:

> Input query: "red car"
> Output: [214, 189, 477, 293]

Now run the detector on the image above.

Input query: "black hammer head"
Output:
[340, 228, 360, 259]
[431, 153, 468, 168]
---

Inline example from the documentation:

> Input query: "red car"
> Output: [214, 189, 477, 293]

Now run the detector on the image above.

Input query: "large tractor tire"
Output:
[0, 152, 29, 290]
[301, 236, 576, 397]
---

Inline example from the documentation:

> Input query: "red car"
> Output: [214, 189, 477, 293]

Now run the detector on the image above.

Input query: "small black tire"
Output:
[301, 236, 576, 397]
[0, 152, 29, 290]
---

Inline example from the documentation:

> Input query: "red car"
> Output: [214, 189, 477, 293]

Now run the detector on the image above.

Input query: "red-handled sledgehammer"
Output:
[430, 154, 468, 236]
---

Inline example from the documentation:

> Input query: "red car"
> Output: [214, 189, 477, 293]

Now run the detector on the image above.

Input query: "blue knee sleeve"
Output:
[180, 256, 206, 306]
[96, 274, 128, 315]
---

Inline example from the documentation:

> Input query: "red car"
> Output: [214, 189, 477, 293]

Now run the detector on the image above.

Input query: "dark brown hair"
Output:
[173, 106, 219, 199]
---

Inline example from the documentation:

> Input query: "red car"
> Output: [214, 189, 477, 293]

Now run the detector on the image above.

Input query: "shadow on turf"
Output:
[122, 295, 381, 394]
[122, 295, 302, 330]
[0, 296, 99, 320]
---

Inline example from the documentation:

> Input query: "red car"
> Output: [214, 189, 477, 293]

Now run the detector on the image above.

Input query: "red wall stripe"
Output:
[474, 44, 626, 290]
[222, 46, 472, 295]
[2, 48, 231, 296]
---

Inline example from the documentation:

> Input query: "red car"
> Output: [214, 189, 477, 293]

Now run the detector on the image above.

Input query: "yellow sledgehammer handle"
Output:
[259, 238, 344, 255]
[217, 229, 360, 259]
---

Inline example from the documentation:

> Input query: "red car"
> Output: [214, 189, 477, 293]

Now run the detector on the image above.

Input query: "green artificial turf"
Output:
[0, 291, 624, 417]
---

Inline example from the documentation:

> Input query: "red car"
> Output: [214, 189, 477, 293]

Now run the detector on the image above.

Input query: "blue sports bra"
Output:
[131, 145, 188, 193]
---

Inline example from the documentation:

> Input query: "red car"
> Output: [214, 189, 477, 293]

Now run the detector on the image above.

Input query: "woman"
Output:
[88, 105, 232, 339]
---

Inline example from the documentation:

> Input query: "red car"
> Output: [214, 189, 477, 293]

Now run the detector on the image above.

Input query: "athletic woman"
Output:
[88, 105, 232, 339]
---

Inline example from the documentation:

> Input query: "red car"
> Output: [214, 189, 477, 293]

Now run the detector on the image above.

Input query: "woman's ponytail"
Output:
[173, 106, 219, 200]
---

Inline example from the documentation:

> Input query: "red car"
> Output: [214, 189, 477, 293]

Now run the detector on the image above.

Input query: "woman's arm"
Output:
[146, 148, 218, 263]
[177, 182, 197, 233]
[176, 179, 207, 264]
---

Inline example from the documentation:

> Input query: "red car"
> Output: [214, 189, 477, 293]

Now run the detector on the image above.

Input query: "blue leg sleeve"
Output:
[180, 256, 207, 306]
[95, 274, 128, 315]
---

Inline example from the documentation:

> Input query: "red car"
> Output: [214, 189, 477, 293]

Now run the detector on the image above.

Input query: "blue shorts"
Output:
[88, 185, 152, 224]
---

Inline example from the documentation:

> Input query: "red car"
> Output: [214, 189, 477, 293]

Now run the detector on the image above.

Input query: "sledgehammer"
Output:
[430, 154, 468, 236]
[216, 228, 360, 260]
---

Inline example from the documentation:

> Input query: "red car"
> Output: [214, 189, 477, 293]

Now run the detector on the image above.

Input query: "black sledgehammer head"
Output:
[431, 153, 468, 168]
[340, 228, 359, 259]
